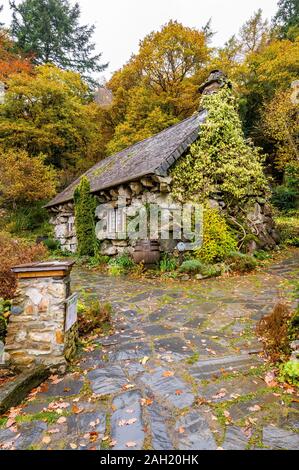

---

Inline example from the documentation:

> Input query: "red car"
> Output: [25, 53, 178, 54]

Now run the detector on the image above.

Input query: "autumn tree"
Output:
[0, 30, 32, 81]
[10, 0, 107, 83]
[0, 64, 105, 181]
[239, 9, 269, 54]
[261, 89, 299, 171]
[105, 21, 210, 154]
[0, 147, 57, 206]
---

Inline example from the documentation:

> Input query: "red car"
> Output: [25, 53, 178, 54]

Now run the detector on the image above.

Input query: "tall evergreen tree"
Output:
[9, 0, 107, 83]
[74, 176, 97, 257]
[273, 0, 299, 38]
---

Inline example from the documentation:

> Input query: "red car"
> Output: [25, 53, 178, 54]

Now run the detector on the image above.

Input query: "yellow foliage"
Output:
[0, 147, 57, 205]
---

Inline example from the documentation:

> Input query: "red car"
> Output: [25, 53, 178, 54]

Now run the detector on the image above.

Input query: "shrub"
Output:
[108, 264, 125, 277]
[179, 259, 222, 278]
[108, 253, 134, 271]
[74, 176, 97, 257]
[254, 250, 272, 261]
[279, 360, 299, 386]
[77, 299, 112, 337]
[272, 185, 298, 211]
[195, 208, 238, 264]
[160, 254, 178, 272]
[0, 231, 47, 299]
[227, 252, 258, 273]
[274, 211, 299, 246]
[256, 302, 292, 362]
[4, 202, 51, 234]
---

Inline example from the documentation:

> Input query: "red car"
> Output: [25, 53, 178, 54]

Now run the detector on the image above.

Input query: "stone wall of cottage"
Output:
[49, 174, 279, 256]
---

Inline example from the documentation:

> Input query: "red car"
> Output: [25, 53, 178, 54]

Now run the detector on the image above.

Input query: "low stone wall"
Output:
[49, 174, 279, 256]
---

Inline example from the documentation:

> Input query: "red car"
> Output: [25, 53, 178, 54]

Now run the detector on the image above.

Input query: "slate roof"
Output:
[46, 109, 207, 208]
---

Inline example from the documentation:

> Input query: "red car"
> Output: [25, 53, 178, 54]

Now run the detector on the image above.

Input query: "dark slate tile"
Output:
[262, 426, 299, 450]
[88, 365, 128, 395]
[190, 354, 263, 380]
[175, 411, 217, 450]
[15, 421, 47, 449]
[111, 390, 144, 450]
[148, 403, 173, 450]
[154, 336, 193, 358]
[108, 341, 152, 362]
[38, 376, 84, 397]
[222, 425, 249, 450]
[138, 367, 194, 409]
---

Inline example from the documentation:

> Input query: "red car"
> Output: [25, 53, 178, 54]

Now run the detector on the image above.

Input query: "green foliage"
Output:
[274, 210, 299, 246]
[272, 166, 299, 211]
[77, 298, 112, 337]
[172, 87, 268, 207]
[74, 176, 97, 257]
[279, 360, 299, 386]
[3, 202, 51, 235]
[273, 0, 299, 38]
[108, 253, 134, 276]
[178, 259, 222, 278]
[227, 252, 258, 273]
[10, 0, 107, 83]
[254, 250, 272, 261]
[159, 253, 178, 273]
[195, 208, 238, 264]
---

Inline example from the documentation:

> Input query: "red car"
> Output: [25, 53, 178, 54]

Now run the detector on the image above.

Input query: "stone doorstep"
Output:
[0, 365, 50, 415]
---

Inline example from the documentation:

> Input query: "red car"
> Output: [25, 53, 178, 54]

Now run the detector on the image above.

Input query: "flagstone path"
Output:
[1, 250, 299, 450]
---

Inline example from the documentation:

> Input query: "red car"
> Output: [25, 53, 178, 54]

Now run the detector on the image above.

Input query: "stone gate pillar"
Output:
[5, 261, 77, 369]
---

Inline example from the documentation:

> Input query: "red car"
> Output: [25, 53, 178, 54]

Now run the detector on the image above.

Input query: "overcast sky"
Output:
[2, 0, 279, 79]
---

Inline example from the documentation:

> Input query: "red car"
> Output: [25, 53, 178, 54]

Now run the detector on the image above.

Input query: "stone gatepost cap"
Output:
[11, 260, 75, 278]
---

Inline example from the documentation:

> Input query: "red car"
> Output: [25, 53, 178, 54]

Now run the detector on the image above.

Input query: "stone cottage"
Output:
[46, 71, 278, 256]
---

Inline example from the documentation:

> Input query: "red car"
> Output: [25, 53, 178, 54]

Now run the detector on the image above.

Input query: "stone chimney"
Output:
[198, 70, 232, 96]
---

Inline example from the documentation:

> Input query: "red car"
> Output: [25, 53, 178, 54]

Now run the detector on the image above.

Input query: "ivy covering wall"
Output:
[171, 87, 269, 208]
[74, 176, 97, 257]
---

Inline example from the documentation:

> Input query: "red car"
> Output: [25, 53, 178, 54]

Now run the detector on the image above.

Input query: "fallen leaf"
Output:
[42, 436, 51, 444]
[248, 405, 261, 412]
[48, 429, 60, 434]
[72, 404, 82, 414]
[57, 417, 66, 424]
[6, 419, 16, 428]
[126, 441, 136, 448]
[178, 427, 185, 434]
[175, 389, 183, 396]
[163, 371, 174, 377]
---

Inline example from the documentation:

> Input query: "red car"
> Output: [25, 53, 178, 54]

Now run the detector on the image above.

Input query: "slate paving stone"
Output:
[279, 411, 299, 431]
[198, 376, 265, 404]
[21, 399, 52, 414]
[0, 428, 20, 449]
[154, 336, 193, 358]
[14, 421, 47, 449]
[189, 302, 219, 315]
[111, 390, 144, 450]
[138, 367, 194, 409]
[148, 306, 172, 322]
[184, 333, 228, 355]
[123, 362, 145, 378]
[262, 426, 299, 450]
[37, 376, 84, 397]
[88, 365, 128, 395]
[108, 341, 152, 362]
[147, 403, 173, 450]
[190, 354, 263, 380]
[175, 411, 217, 450]
[143, 324, 176, 336]
[66, 410, 106, 437]
[183, 317, 205, 328]
[222, 425, 249, 450]
[228, 394, 278, 421]
[79, 349, 106, 368]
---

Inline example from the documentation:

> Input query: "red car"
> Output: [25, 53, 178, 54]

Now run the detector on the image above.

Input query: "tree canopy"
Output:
[10, 0, 107, 83]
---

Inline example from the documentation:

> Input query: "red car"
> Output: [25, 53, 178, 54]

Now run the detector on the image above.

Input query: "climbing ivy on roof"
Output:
[171, 87, 269, 208]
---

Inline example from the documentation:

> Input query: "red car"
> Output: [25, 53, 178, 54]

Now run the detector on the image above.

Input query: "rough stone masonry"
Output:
[5, 261, 77, 369]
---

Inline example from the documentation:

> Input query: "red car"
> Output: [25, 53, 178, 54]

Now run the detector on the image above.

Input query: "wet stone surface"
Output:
[1, 250, 299, 450]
